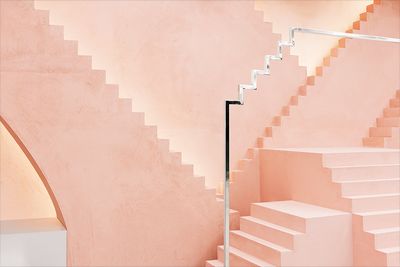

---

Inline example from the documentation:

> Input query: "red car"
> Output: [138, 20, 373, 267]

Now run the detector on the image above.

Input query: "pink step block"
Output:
[322, 148, 400, 166]
[330, 164, 400, 181]
[368, 227, 400, 249]
[384, 107, 400, 117]
[355, 210, 400, 231]
[339, 178, 400, 196]
[239, 216, 302, 249]
[216, 245, 273, 267]
[378, 118, 400, 127]
[370, 127, 394, 137]
[390, 99, 400, 108]
[347, 193, 400, 212]
[230, 230, 289, 266]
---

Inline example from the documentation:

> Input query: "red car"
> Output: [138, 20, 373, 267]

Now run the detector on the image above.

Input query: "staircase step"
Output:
[390, 99, 400, 108]
[322, 148, 400, 167]
[363, 137, 385, 147]
[377, 118, 400, 127]
[360, 12, 368, 21]
[376, 247, 400, 267]
[217, 245, 274, 267]
[368, 227, 400, 249]
[339, 178, 400, 196]
[370, 127, 393, 137]
[306, 76, 315, 86]
[330, 164, 400, 181]
[240, 216, 301, 249]
[347, 193, 400, 212]
[250, 201, 346, 233]
[384, 108, 400, 117]
[366, 4, 374, 12]
[230, 230, 289, 266]
[205, 260, 223, 267]
[356, 210, 400, 230]
[323, 56, 330, 66]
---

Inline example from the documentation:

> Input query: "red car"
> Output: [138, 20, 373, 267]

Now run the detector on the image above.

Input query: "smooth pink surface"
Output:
[226, 0, 399, 216]
[1, 1, 224, 266]
[34, 0, 307, 188]
[207, 200, 352, 266]
[259, 147, 400, 266]
[258, 0, 400, 148]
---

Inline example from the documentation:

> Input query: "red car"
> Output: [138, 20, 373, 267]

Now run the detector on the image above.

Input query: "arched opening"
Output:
[0, 116, 65, 225]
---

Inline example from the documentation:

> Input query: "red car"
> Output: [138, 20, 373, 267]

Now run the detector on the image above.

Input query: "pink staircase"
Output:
[226, 0, 400, 216]
[206, 201, 352, 266]
[1, 1, 225, 266]
[259, 147, 400, 266]
[364, 90, 400, 148]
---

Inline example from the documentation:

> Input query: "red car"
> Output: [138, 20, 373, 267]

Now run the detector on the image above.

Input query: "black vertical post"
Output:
[224, 100, 240, 267]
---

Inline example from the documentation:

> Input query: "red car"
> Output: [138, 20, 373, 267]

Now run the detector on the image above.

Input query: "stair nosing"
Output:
[367, 227, 400, 234]
[217, 245, 274, 266]
[346, 193, 400, 199]
[231, 230, 291, 253]
[241, 216, 302, 236]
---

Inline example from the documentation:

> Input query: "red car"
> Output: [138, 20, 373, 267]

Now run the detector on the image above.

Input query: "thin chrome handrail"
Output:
[224, 27, 400, 267]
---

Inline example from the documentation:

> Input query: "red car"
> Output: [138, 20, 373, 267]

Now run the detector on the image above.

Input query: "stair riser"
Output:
[240, 218, 295, 249]
[362, 213, 400, 231]
[217, 247, 261, 267]
[323, 152, 400, 167]
[331, 165, 400, 181]
[377, 118, 400, 127]
[205, 260, 222, 267]
[384, 108, 400, 117]
[351, 195, 400, 212]
[390, 99, 400, 108]
[340, 180, 400, 196]
[370, 127, 393, 137]
[363, 137, 385, 147]
[251, 204, 306, 232]
[375, 231, 400, 249]
[387, 251, 400, 267]
[230, 232, 282, 266]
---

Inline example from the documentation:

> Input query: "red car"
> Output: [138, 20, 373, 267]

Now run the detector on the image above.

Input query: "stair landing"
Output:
[206, 200, 352, 267]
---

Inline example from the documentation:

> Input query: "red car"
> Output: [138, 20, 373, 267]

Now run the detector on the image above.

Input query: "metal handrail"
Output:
[224, 27, 400, 267]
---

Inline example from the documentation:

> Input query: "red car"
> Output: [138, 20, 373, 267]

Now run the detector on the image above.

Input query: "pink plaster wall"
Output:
[34, 0, 307, 188]
[1, 1, 224, 265]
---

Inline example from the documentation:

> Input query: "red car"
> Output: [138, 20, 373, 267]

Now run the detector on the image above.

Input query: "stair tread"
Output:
[241, 216, 302, 236]
[355, 209, 400, 216]
[205, 260, 223, 267]
[231, 230, 291, 252]
[377, 247, 400, 253]
[253, 200, 348, 219]
[368, 227, 400, 234]
[329, 164, 400, 168]
[338, 178, 400, 184]
[346, 193, 400, 199]
[218, 245, 274, 266]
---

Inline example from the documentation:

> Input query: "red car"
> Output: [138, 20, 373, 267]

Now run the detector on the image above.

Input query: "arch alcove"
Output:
[0, 116, 64, 224]
[1, 116, 67, 266]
